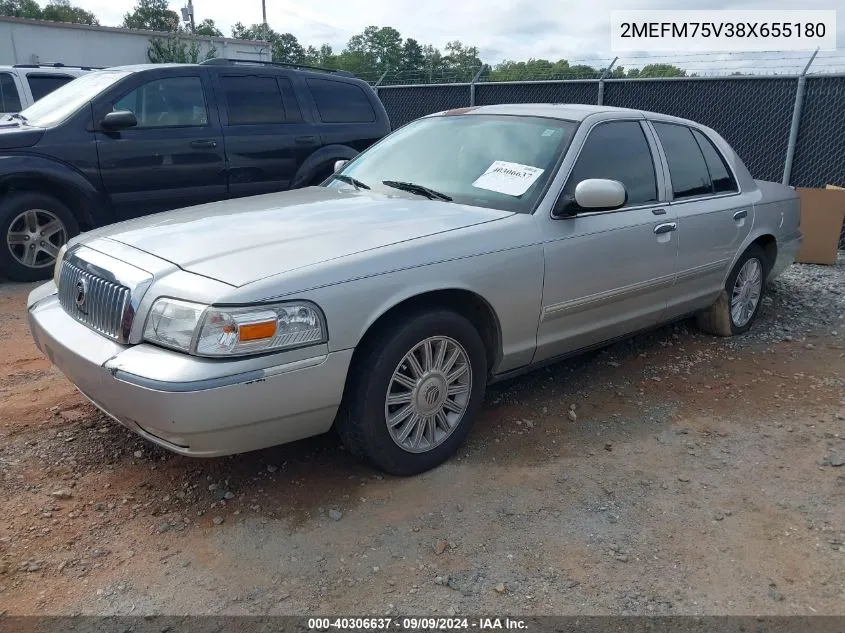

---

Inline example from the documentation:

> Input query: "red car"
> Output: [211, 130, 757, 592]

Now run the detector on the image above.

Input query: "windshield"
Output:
[18, 70, 133, 127]
[327, 114, 577, 213]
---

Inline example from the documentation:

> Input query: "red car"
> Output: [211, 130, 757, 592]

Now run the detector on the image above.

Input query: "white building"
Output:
[0, 16, 269, 67]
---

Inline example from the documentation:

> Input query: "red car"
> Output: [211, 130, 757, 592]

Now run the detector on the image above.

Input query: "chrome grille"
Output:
[58, 260, 130, 341]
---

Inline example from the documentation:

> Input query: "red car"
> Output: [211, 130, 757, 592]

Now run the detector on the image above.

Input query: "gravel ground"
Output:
[0, 256, 843, 616]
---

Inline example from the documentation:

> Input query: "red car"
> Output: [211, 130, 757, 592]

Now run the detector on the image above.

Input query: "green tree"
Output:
[41, 0, 97, 24]
[488, 59, 601, 81]
[398, 38, 425, 82]
[231, 22, 306, 63]
[442, 40, 482, 81]
[147, 33, 215, 62]
[194, 18, 221, 37]
[634, 63, 686, 78]
[123, 0, 179, 32]
[0, 0, 42, 18]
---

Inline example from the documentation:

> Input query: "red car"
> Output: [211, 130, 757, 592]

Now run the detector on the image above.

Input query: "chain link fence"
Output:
[374, 70, 845, 250]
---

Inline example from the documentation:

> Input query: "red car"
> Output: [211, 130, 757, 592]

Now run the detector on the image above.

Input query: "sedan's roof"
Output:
[432, 103, 645, 122]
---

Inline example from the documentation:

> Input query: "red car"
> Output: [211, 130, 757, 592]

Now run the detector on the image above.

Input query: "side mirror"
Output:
[553, 179, 627, 217]
[333, 159, 349, 173]
[101, 110, 138, 130]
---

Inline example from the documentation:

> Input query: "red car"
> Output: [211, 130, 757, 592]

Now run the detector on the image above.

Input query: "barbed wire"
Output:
[360, 51, 845, 85]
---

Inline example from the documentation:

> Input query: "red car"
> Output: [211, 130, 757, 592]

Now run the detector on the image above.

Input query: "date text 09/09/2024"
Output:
[307, 618, 528, 630]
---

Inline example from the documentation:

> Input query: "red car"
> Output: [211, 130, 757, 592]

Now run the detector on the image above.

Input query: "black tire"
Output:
[696, 244, 767, 337]
[336, 309, 488, 476]
[0, 192, 79, 282]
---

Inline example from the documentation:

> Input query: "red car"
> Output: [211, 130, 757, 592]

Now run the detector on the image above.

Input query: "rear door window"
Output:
[0, 72, 22, 112]
[221, 75, 286, 125]
[27, 74, 75, 101]
[306, 78, 375, 123]
[653, 122, 713, 199]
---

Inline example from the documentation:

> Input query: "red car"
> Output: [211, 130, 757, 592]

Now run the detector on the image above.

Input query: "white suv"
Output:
[0, 64, 98, 116]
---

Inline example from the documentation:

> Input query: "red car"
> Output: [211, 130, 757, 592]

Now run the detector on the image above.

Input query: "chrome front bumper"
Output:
[27, 286, 353, 457]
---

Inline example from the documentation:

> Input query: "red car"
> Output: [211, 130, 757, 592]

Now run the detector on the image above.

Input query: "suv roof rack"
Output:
[13, 63, 104, 71]
[199, 57, 355, 77]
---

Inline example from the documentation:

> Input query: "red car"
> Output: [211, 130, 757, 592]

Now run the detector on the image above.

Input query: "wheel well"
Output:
[350, 290, 502, 375]
[309, 161, 339, 185]
[750, 234, 777, 274]
[0, 177, 90, 229]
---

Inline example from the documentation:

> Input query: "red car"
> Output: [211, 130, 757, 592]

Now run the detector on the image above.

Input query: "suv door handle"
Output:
[733, 209, 748, 220]
[654, 222, 677, 235]
[295, 135, 317, 145]
[190, 139, 217, 149]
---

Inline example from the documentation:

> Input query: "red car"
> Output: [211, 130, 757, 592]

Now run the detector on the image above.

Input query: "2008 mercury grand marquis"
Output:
[27, 104, 801, 475]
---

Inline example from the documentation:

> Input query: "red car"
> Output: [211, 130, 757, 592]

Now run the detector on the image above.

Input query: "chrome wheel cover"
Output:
[384, 335, 472, 454]
[731, 257, 763, 328]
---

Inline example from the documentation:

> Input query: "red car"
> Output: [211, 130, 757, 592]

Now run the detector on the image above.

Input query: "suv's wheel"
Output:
[696, 244, 767, 336]
[0, 192, 78, 282]
[337, 309, 487, 476]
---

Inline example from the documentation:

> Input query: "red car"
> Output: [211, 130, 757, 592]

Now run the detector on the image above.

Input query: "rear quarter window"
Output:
[306, 78, 376, 124]
[0, 72, 22, 112]
[27, 74, 75, 101]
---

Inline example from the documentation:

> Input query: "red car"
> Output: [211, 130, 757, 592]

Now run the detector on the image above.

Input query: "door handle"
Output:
[654, 222, 677, 235]
[295, 135, 317, 145]
[190, 139, 217, 149]
[651, 208, 667, 215]
[733, 209, 748, 220]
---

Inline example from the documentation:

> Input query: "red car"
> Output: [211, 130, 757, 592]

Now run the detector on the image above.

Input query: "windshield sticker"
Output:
[472, 161, 545, 197]
[541, 129, 556, 137]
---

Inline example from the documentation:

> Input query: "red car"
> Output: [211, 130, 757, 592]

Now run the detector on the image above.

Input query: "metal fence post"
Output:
[373, 69, 389, 98]
[597, 56, 618, 106]
[469, 66, 485, 106]
[782, 49, 818, 186]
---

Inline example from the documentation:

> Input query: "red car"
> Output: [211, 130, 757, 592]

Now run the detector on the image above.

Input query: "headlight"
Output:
[143, 298, 326, 357]
[143, 298, 206, 353]
[53, 244, 68, 287]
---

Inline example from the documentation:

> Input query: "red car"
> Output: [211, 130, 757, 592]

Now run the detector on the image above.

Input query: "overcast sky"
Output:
[71, 0, 843, 72]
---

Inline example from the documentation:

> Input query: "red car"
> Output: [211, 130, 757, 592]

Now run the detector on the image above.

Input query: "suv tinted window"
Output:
[222, 75, 285, 125]
[27, 74, 74, 101]
[564, 121, 657, 205]
[0, 72, 22, 112]
[113, 76, 208, 128]
[307, 78, 375, 123]
[692, 129, 738, 193]
[653, 122, 712, 199]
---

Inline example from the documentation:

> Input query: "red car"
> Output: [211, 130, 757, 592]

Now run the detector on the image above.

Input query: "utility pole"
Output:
[181, 0, 195, 33]
[262, 0, 268, 43]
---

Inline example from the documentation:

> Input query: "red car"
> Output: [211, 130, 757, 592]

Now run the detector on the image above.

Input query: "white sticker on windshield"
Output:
[472, 161, 545, 197]
[541, 129, 556, 137]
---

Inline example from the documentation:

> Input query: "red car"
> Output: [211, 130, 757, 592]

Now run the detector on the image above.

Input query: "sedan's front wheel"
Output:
[337, 309, 487, 475]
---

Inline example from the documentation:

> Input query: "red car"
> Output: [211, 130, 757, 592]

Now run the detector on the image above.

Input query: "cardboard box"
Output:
[795, 186, 845, 265]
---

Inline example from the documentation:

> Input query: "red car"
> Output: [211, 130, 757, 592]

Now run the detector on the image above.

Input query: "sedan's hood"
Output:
[99, 187, 512, 286]
[0, 122, 45, 149]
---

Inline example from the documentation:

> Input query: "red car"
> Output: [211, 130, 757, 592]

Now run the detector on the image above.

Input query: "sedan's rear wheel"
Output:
[337, 309, 487, 475]
[696, 244, 767, 336]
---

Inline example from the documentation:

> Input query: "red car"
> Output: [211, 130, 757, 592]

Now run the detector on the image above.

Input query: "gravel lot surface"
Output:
[0, 257, 843, 616]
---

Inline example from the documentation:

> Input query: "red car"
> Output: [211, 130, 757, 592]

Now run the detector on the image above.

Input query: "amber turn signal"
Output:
[238, 320, 277, 342]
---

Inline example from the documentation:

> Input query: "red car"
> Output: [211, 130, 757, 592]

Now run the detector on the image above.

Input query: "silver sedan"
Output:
[27, 104, 802, 475]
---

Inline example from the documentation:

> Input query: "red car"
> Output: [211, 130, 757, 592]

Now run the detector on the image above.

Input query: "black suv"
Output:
[0, 58, 391, 281]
